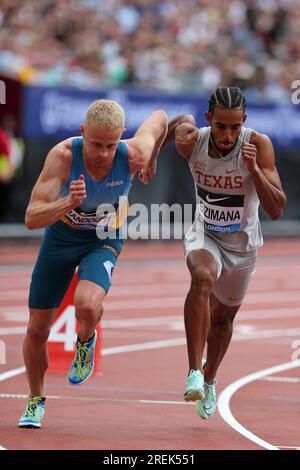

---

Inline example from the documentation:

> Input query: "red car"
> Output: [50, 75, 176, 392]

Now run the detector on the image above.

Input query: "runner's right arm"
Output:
[161, 114, 198, 160]
[25, 144, 86, 229]
[175, 121, 199, 160]
[162, 114, 196, 148]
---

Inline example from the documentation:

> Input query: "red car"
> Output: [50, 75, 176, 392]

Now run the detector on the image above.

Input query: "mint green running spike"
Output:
[68, 330, 97, 385]
[18, 396, 45, 429]
[196, 358, 218, 419]
[184, 369, 205, 402]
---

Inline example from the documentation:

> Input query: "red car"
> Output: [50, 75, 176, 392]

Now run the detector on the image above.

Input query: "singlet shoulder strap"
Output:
[115, 140, 130, 175]
[243, 127, 253, 143]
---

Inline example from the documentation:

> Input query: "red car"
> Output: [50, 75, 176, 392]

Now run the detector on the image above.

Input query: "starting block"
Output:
[48, 272, 101, 375]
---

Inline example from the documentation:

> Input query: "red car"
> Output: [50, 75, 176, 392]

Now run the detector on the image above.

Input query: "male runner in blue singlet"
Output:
[19, 99, 167, 428]
[167, 87, 286, 420]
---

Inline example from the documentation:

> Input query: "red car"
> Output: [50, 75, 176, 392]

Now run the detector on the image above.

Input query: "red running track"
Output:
[0, 239, 299, 450]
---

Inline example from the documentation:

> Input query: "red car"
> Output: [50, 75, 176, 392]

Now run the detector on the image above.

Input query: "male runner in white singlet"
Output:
[167, 87, 286, 419]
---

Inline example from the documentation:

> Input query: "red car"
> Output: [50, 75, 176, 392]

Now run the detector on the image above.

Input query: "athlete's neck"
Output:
[209, 134, 238, 159]
[83, 150, 114, 183]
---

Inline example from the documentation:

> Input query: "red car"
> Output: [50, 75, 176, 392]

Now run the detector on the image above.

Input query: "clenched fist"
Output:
[139, 160, 157, 185]
[242, 141, 259, 175]
[67, 174, 87, 208]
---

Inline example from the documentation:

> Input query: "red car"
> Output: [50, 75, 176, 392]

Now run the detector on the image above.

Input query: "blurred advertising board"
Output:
[21, 84, 300, 148]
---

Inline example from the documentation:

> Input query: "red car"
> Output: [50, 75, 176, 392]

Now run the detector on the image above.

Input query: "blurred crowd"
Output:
[0, 0, 300, 100]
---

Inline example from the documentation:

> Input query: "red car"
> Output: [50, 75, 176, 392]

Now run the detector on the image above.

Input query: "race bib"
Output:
[196, 187, 244, 234]
[61, 197, 129, 232]
[61, 207, 104, 230]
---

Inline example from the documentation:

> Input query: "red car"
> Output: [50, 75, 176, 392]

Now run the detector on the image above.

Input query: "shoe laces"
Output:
[25, 397, 43, 418]
[186, 369, 201, 386]
[204, 380, 216, 399]
[75, 342, 91, 379]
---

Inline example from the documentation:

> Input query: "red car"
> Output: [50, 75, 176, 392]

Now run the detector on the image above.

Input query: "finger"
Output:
[79, 174, 85, 181]
[242, 148, 255, 156]
[70, 185, 86, 192]
[244, 154, 256, 160]
[139, 173, 149, 185]
[242, 144, 256, 150]
[70, 179, 86, 186]
[70, 189, 86, 196]
[242, 145, 256, 154]
[70, 182, 86, 190]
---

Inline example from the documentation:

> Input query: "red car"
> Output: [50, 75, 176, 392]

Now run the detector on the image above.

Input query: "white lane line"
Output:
[1, 279, 300, 295]
[276, 446, 300, 450]
[0, 367, 26, 383]
[0, 393, 59, 399]
[102, 337, 186, 355]
[1, 289, 300, 305]
[0, 326, 27, 335]
[259, 376, 300, 383]
[218, 359, 300, 450]
[1, 315, 300, 345]
[1, 307, 300, 328]
[0, 393, 187, 406]
[105, 291, 300, 309]
[101, 308, 299, 327]
[233, 327, 300, 341]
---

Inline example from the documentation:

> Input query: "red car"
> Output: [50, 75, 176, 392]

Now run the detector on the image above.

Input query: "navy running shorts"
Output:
[28, 220, 123, 309]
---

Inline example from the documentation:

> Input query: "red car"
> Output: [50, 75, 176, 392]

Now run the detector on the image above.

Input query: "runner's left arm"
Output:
[242, 133, 286, 220]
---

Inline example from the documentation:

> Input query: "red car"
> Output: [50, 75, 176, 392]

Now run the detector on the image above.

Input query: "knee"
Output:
[26, 324, 50, 343]
[190, 266, 216, 297]
[211, 316, 234, 337]
[74, 293, 103, 323]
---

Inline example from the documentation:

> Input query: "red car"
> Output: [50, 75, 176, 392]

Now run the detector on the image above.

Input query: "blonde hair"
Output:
[85, 99, 125, 129]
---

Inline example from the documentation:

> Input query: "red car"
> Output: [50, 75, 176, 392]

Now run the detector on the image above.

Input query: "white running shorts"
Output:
[184, 228, 257, 307]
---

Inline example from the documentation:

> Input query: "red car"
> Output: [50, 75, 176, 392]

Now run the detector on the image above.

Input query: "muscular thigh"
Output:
[29, 252, 76, 310]
[212, 250, 257, 307]
[78, 240, 123, 294]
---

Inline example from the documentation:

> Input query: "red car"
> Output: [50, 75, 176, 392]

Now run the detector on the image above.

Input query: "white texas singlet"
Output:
[188, 126, 263, 252]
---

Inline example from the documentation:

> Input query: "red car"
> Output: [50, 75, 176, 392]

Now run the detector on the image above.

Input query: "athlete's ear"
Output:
[80, 124, 84, 136]
[205, 111, 212, 125]
[243, 113, 247, 123]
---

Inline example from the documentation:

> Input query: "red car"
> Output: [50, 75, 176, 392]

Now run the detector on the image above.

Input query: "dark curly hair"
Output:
[208, 87, 247, 114]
